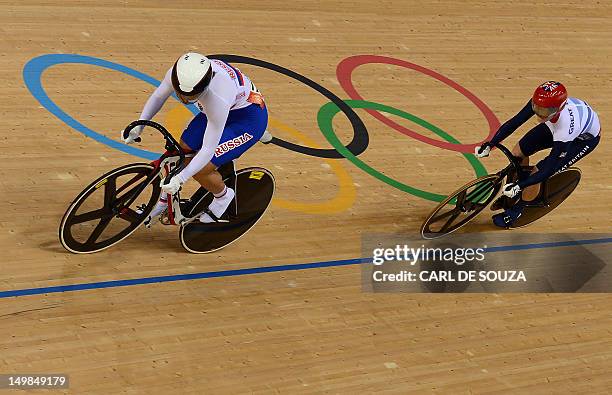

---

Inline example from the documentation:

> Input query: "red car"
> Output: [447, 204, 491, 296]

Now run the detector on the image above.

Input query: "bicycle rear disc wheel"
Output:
[421, 174, 502, 239]
[511, 168, 581, 228]
[59, 163, 162, 253]
[179, 167, 275, 253]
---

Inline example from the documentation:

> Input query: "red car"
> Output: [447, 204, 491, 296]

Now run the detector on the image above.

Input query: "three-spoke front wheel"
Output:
[421, 174, 502, 239]
[59, 163, 162, 253]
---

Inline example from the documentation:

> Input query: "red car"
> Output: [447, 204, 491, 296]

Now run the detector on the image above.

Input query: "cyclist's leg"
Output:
[193, 104, 268, 222]
[516, 123, 554, 201]
[495, 133, 601, 227]
[180, 105, 267, 193]
[210, 104, 268, 168]
[535, 134, 600, 180]
[177, 112, 228, 195]
[492, 124, 553, 210]
[524, 133, 600, 202]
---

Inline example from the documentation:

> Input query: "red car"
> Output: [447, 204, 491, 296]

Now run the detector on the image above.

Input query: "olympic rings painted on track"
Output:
[210, 54, 369, 159]
[336, 55, 500, 153]
[317, 100, 488, 202]
[24, 53, 493, 206]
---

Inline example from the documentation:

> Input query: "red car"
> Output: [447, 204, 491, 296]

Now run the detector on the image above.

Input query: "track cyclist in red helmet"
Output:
[475, 81, 601, 227]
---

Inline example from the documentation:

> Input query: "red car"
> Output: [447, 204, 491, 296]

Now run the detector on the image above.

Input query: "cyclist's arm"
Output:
[177, 93, 231, 182]
[490, 100, 534, 146]
[139, 68, 174, 121]
[517, 140, 571, 189]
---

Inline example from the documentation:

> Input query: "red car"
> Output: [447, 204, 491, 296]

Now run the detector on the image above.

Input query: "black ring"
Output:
[210, 54, 369, 159]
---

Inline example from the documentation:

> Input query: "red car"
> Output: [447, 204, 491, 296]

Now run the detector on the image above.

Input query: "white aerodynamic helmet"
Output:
[171, 52, 213, 104]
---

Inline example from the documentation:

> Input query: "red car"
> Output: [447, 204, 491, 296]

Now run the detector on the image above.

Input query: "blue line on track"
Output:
[1, 237, 611, 299]
[484, 237, 612, 252]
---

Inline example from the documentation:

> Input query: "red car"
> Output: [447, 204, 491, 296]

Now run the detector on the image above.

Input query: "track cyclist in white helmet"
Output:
[123, 52, 269, 224]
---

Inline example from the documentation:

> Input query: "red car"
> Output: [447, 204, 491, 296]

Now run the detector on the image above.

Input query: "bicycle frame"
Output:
[146, 154, 186, 225]
[493, 143, 522, 180]
[122, 120, 190, 226]
[493, 143, 554, 208]
[448, 143, 521, 210]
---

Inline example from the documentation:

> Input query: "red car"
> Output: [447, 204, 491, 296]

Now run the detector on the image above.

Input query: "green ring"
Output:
[317, 99, 488, 202]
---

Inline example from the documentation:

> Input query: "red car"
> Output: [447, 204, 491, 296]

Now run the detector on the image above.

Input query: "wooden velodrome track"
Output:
[1, 1, 611, 393]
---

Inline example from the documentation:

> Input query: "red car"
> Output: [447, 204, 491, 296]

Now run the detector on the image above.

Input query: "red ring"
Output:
[336, 55, 500, 153]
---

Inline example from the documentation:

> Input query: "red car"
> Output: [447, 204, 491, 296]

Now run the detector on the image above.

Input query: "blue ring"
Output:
[23, 54, 197, 160]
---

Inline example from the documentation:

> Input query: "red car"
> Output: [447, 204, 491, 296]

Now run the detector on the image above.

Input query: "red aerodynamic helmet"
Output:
[532, 81, 568, 120]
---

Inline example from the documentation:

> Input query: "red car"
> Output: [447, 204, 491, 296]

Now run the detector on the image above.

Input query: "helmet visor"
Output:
[176, 91, 201, 104]
[532, 102, 559, 120]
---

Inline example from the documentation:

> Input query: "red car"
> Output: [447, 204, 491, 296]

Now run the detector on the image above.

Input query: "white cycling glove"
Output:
[475, 143, 491, 158]
[502, 183, 521, 198]
[161, 175, 184, 195]
[122, 125, 144, 144]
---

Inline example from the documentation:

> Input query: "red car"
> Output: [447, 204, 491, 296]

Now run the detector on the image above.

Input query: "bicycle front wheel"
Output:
[421, 174, 502, 239]
[59, 163, 162, 253]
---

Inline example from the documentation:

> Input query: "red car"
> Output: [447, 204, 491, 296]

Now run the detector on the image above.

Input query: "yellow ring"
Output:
[164, 105, 192, 141]
[267, 117, 356, 214]
[164, 107, 356, 214]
